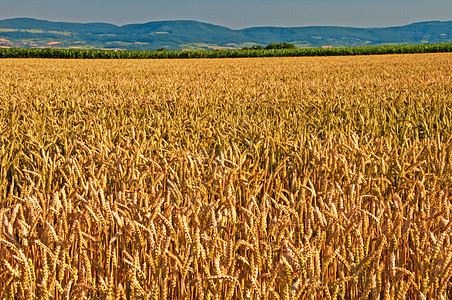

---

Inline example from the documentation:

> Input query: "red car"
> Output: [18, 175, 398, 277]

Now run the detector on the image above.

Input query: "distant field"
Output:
[1, 54, 452, 299]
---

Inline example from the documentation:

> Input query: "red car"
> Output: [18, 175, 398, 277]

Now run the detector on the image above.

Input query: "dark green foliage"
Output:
[0, 43, 451, 59]
[265, 42, 296, 49]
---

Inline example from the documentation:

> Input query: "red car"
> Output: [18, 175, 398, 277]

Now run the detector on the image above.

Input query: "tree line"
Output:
[0, 43, 450, 59]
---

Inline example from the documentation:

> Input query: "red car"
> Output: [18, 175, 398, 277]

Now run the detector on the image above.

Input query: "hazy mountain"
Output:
[0, 18, 451, 50]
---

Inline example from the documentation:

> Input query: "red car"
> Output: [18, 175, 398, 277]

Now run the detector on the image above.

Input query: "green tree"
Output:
[265, 42, 296, 50]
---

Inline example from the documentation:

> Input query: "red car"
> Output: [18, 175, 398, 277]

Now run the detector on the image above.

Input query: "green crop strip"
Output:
[0, 43, 451, 59]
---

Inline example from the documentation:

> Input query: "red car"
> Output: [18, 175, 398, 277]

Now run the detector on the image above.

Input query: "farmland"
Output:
[0, 54, 452, 299]
[0, 43, 451, 59]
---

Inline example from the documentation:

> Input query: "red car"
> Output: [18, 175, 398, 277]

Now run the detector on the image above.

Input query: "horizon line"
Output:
[1, 16, 451, 31]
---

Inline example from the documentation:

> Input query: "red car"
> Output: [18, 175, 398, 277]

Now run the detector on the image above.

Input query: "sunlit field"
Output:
[1, 54, 452, 299]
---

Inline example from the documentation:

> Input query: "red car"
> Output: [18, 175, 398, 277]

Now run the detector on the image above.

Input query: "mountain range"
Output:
[0, 18, 451, 50]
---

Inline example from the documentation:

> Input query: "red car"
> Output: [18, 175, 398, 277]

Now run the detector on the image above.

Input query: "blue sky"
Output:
[1, 0, 451, 29]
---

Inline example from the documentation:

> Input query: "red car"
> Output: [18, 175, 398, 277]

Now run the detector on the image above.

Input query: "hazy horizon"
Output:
[1, 0, 451, 29]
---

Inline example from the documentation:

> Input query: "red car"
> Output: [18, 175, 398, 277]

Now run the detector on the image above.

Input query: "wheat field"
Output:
[1, 54, 452, 299]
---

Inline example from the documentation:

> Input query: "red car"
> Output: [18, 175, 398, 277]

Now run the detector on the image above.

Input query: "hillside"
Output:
[0, 18, 451, 50]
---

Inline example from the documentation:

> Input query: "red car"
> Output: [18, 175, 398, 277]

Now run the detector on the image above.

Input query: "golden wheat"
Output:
[0, 53, 452, 299]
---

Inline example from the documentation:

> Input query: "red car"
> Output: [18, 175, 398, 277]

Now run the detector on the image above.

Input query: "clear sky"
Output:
[1, 0, 451, 29]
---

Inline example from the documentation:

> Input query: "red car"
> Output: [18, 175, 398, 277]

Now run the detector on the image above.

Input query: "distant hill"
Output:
[0, 18, 451, 50]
